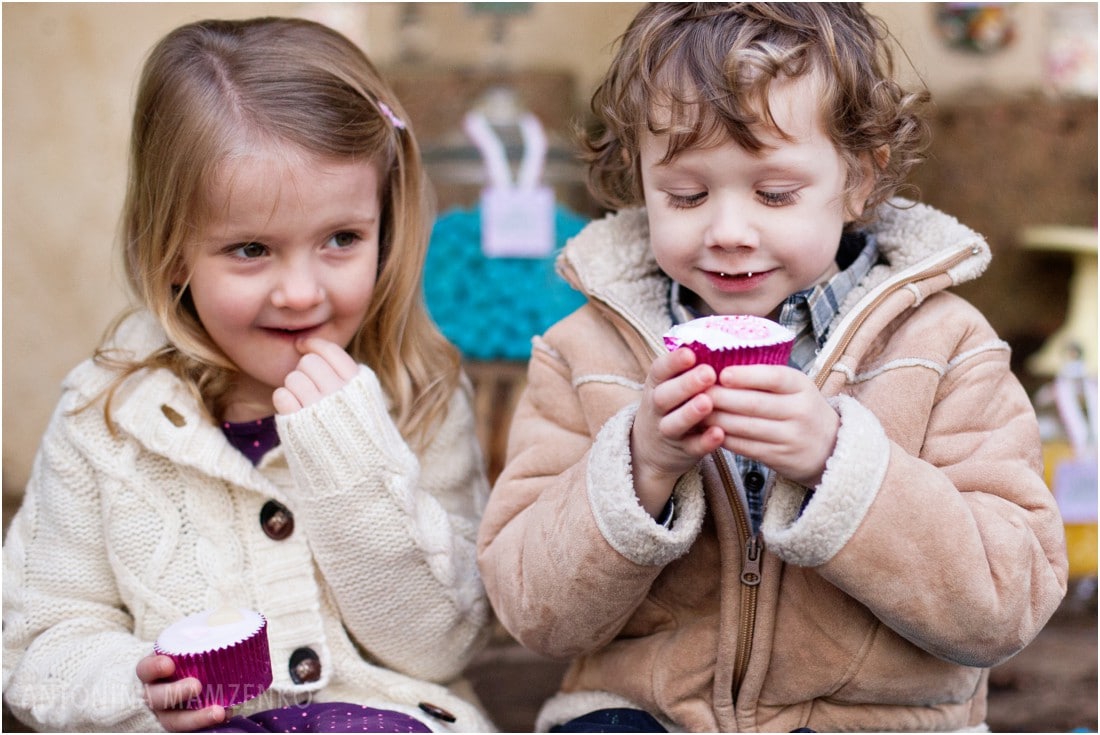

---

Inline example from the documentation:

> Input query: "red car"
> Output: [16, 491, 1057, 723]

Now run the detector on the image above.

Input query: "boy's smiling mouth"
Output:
[706, 269, 774, 292]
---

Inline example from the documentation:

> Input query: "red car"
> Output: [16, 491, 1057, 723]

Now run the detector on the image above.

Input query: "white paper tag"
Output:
[481, 186, 555, 258]
[1053, 455, 1099, 523]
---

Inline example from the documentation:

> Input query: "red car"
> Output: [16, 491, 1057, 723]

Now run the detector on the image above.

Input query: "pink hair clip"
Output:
[377, 101, 406, 130]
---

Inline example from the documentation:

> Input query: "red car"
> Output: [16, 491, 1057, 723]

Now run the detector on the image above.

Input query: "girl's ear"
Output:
[170, 259, 190, 288]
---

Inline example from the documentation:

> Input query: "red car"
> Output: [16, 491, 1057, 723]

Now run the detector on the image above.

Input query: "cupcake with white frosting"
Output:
[154, 607, 272, 709]
[663, 315, 795, 370]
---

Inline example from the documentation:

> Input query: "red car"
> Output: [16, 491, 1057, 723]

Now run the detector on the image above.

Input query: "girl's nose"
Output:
[271, 267, 325, 310]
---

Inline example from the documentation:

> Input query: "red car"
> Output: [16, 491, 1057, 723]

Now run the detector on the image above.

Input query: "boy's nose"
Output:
[705, 200, 759, 251]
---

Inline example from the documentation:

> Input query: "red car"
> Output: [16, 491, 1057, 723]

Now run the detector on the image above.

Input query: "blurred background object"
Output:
[1043, 2, 1099, 97]
[1022, 226, 1097, 377]
[3, 4, 1096, 731]
[935, 2, 1017, 54]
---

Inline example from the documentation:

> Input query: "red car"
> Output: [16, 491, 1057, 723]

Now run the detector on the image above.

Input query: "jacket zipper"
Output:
[714, 450, 760, 698]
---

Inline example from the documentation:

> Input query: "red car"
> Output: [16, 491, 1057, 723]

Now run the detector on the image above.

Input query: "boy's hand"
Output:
[273, 337, 359, 414]
[704, 365, 839, 487]
[630, 347, 725, 516]
[137, 653, 226, 731]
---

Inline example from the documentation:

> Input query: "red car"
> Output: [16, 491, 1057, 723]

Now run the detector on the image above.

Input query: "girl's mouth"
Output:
[264, 324, 320, 339]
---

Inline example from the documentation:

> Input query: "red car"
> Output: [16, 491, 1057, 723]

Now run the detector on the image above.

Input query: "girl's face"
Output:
[183, 146, 382, 420]
[640, 73, 872, 319]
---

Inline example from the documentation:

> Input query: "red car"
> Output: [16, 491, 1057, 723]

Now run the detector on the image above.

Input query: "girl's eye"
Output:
[666, 191, 707, 209]
[230, 242, 267, 259]
[758, 190, 799, 207]
[326, 231, 360, 249]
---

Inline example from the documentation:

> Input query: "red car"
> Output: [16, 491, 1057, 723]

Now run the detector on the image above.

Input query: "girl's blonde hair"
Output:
[99, 17, 458, 449]
[582, 2, 931, 224]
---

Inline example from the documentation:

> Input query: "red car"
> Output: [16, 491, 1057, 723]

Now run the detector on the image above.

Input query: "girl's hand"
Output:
[136, 653, 226, 731]
[273, 337, 359, 414]
[630, 347, 725, 515]
[704, 365, 839, 487]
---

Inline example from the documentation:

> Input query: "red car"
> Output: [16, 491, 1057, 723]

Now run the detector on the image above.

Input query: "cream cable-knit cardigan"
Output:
[3, 311, 495, 732]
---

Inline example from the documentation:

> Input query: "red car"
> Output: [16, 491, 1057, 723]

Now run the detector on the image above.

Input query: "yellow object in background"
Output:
[1043, 440, 1099, 578]
[1022, 226, 1097, 378]
[1065, 525, 1099, 578]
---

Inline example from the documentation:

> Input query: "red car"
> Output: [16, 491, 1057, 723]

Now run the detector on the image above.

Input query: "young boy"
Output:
[477, 4, 1067, 732]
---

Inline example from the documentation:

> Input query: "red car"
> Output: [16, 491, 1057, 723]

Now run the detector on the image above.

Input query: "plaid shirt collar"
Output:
[669, 231, 879, 372]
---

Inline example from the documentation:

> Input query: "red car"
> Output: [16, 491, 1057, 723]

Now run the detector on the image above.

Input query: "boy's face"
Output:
[640, 74, 871, 319]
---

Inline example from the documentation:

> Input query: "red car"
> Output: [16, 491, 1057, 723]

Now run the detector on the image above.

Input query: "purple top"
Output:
[205, 702, 432, 732]
[222, 416, 280, 466]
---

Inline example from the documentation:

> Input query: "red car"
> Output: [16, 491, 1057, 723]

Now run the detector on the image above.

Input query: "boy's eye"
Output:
[231, 242, 267, 259]
[666, 191, 707, 209]
[326, 231, 360, 249]
[758, 190, 799, 207]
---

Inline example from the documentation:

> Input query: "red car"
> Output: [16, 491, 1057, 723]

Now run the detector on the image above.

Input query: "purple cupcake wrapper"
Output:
[155, 621, 273, 709]
[670, 339, 794, 369]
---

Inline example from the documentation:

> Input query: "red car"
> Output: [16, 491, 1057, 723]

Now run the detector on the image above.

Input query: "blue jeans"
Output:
[550, 708, 668, 733]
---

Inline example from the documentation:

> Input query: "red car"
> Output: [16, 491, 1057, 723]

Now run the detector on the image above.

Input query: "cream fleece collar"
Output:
[556, 198, 991, 356]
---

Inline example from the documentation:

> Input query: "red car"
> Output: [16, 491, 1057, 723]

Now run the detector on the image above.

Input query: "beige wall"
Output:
[1, 2, 1083, 491]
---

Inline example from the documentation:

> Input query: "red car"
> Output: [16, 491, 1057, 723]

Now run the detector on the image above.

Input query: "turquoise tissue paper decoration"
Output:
[424, 205, 589, 360]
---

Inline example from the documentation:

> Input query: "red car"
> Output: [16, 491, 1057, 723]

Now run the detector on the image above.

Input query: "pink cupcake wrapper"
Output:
[666, 338, 794, 369]
[155, 620, 273, 709]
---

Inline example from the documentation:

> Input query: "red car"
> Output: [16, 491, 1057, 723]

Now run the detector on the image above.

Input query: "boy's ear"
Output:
[873, 144, 891, 171]
[846, 146, 886, 221]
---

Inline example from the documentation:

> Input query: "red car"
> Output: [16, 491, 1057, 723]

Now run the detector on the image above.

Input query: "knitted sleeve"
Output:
[274, 367, 491, 683]
[2, 402, 160, 732]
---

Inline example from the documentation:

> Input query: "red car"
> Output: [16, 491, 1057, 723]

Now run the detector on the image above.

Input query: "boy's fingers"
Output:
[650, 347, 697, 384]
[651, 363, 716, 414]
[659, 393, 714, 439]
[718, 364, 795, 390]
[681, 425, 725, 456]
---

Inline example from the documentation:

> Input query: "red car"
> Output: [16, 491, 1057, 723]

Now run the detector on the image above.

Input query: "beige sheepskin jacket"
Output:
[478, 201, 1068, 733]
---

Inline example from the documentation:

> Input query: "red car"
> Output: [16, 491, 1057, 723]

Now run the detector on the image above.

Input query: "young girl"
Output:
[3, 17, 494, 733]
[478, 4, 1068, 732]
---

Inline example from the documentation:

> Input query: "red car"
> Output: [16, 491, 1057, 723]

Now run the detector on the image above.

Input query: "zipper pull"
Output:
[741, 534, 762, 586]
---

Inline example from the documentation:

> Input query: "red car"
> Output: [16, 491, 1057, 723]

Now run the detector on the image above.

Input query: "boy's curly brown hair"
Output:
[581, 2, 931, 225]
